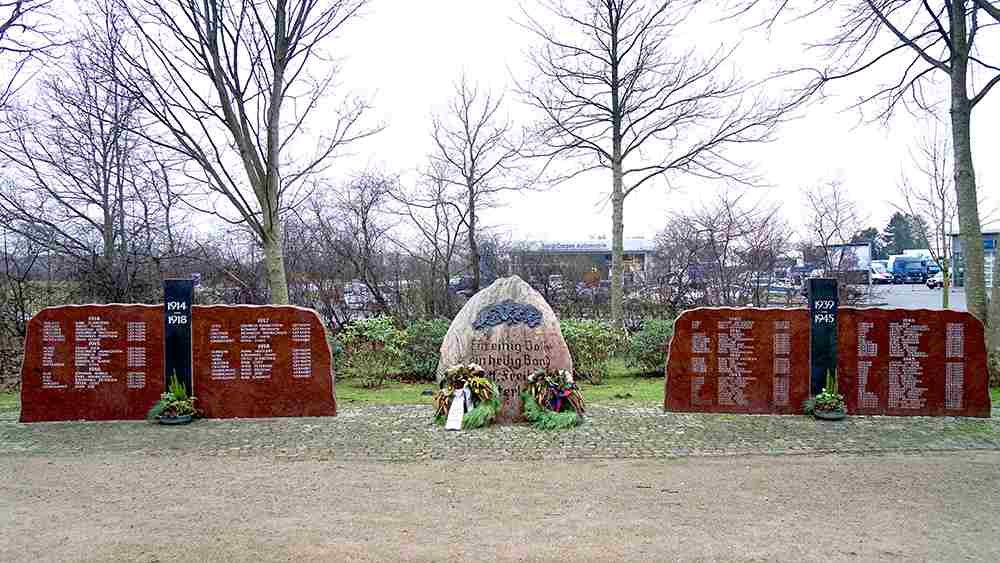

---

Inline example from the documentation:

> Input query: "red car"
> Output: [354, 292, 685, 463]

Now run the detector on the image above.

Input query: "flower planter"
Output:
[158, 415, 193, 425]
[814, 410, 846, 421]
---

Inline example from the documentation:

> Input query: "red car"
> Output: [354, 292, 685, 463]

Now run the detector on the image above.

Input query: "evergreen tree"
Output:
[851, 227, 887, 260]
[883, 213, 925, 255]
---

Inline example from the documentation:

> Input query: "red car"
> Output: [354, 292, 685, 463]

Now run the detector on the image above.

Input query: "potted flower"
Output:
[147, 374, 197, 425]
[803, 369, 846, 421]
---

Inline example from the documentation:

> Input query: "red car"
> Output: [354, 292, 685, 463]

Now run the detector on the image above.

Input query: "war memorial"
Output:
[15, 276, 991, 424]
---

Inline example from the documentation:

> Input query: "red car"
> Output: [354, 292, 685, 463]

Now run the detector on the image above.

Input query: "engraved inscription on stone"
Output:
[946, 323, 964, 358]
[43, 321, 65, 342]
[772, 321, 791, 407]
[127, 372, 146, 389]
[691, 333, 710, 354]
[291, 323, 311, 342]
[692, 356, 707, 374]
[73, 316, 121, 390]
[717, 318, 755, 406]
[210, 350, 236, 380]
[291, 348, 312, 379]
[945, 362, 964, 410]
[237, 319, 286, 380]
[209, 324, 233, 344]
[470, 337, 552, 406]
[240, 344, 275, 380]
[944, 323, 965, 410]
[127, 321, 146, 342]
[856, 321, 879, 410]
[888, 319, 929, 410]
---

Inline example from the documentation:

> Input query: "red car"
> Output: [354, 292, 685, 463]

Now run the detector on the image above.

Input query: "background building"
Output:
[950, 229, 998, 288]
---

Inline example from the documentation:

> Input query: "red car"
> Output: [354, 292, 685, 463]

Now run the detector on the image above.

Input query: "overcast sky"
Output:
[333, 1, 999, 243]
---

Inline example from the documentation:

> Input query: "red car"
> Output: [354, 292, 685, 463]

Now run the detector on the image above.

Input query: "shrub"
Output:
[401, 318, 450, 381]
[337, 316, 406, 388]
[989, 350, 1000, 388]
[628, 318, 674, 375]
[560, 319, 627, 385]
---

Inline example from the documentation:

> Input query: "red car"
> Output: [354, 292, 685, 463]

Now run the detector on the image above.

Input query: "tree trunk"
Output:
[950, 8, 988, 324]
[941, 207, 950, 309]
[610, 164, 624, 325]
[609, 6, 624, 326]
[468, 186, 480, 293]
[262, 223, 290, 304]
[990, 252, 999, 350]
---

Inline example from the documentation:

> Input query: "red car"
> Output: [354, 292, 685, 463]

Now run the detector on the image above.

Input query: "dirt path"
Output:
[3, 452, 999, 562]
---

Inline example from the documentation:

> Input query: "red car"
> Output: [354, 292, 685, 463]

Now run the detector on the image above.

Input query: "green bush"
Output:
[338, 316, 407, 388]
[401, 318, 450, 381]
[628, 318, 674, 375]
[560, 319, 627, 385]
[989, 350, 1000, 388]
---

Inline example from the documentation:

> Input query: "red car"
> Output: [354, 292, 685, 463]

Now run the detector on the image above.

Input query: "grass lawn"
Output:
[0, 390, 19, 414]
[3, 386, 995, 413]
[336, 368, 664, 408]
[336, 380, 432, 405]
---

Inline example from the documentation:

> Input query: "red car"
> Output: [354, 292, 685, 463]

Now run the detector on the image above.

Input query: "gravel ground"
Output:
[3, 405, 999, 562]
[3, 405, 998, 462]
[2, 452, 999, 562]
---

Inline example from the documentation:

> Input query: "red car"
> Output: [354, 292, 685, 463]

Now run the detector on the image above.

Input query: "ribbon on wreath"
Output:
[548, 386, 573, 412]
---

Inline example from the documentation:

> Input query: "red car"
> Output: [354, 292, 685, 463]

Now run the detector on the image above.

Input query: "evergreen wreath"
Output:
[433, 363, 501, 429]
[521, 368, 585, 430]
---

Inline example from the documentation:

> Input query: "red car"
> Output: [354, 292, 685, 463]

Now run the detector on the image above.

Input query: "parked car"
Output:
[889, 256, 927, 284]
[870, 263, 893, 285]
[926, 271, 945, 289]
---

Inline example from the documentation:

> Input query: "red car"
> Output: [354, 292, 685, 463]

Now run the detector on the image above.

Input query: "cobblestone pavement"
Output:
[2, 404, 999, 462]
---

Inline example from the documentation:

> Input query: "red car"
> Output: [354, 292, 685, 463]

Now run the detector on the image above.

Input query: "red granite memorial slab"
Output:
[192, 305, 336, 418]
[665, 307, 991, 417]
[20, 305, 164, 422]
[839, 308, 990, 417]
[664, 308, 811, 414]
[20, 304, 336, 422]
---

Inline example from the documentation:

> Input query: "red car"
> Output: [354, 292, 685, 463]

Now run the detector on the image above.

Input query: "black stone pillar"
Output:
[808, 278, 838, 396]
[164, 279, 194, 395]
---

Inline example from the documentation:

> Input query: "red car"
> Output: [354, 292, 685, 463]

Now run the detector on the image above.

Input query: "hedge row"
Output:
[333, 316, 674, 385]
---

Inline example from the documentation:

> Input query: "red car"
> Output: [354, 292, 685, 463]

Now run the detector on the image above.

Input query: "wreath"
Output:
[521, 368, 585, 430]
[433, 363, 501, 429]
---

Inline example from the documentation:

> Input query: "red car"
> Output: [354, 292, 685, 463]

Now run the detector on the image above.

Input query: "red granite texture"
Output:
[191, 305, 336, 419]
[20, 305, 164, 422]
[20, 304, 336, 422]
[838, 308, 990, 418]
[665, 307, 991, 417]
[664, 308, 811, 414]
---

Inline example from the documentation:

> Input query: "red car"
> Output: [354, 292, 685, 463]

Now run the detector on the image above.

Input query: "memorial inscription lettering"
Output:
[838, 308, 989, 417]
[437, 276, 573, 423]
[21, 305, 164, 422]
[20, 304, 336, 422]
[666, 308, 811, 414]
[192, 305, 335, 418]
[665, 307, 991, 417]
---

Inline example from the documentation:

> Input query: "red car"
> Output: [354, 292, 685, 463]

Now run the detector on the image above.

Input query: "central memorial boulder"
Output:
[437, 275, 572, 423]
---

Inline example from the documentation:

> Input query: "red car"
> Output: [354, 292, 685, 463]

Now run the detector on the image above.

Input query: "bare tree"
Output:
[518, 0, 791, 324]
[741, 0, 999, 325]
[429, 74, 526, 294]
[0, 0, 59, 108]
[388, 172, 468, 317]
[114, 0, 379, 304]
[804, 181, 866, 267]
[320, 173, 396, 315]
[896, 123, 957, 307]
[0, 20, 170, 303]
[803, 180, 873, 303]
